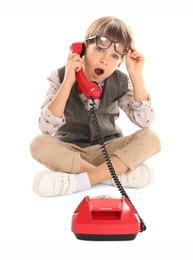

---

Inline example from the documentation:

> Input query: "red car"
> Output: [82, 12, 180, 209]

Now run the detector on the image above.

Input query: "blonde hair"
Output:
[85, 16, 133, 50]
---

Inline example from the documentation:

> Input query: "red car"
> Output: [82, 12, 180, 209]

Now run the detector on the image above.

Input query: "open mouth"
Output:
[94, 68, 104, 75]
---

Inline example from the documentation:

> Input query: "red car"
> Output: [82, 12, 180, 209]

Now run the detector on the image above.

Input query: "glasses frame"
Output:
[86, 35, 129, 56]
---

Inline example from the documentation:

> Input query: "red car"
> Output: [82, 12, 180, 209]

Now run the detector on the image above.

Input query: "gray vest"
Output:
[56, 66, 128, 147]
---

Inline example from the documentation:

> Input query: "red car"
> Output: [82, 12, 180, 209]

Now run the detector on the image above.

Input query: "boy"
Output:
[30, 16, 161, 197]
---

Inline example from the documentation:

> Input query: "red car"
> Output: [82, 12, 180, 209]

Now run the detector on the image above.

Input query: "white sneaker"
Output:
[117, 164, 154, 188]
[33, 170, 77, 197]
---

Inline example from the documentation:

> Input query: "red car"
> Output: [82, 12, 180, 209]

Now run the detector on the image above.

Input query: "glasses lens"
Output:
[96, 36, 112, 49]
[114, 42, 128, 55]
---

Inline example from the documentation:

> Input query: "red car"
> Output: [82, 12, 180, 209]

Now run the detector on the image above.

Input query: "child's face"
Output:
[83, 43, 124, 83]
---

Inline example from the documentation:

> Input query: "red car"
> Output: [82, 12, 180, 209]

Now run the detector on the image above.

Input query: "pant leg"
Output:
[30, 129, 161, 173]
[103, 128, 161, 171]
[30, 134, 87, 173]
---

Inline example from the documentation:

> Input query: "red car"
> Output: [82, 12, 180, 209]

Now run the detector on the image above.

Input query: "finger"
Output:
[130, 51, 143, 60]
[75, 67, 81, 72]
[68, 53, 81, 61]
[130, 45, 137, 52]
[126, 49, 133, 59]
[127, 48, 140, 59]
[75, 60, 84, 71]
[130, 45, 135, 51]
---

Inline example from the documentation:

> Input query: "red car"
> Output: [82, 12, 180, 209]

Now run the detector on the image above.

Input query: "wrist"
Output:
[61, 77, 75, 90]
[129, 70, 143, 79]
[129, 71, 144, 87]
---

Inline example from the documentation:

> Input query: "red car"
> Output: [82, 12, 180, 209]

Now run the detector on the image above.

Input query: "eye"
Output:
[111, 53, 119, 60]
[96, 47, 104, 53]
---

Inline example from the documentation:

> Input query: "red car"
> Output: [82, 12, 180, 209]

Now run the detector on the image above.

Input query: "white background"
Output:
[0, 0, 193, 259]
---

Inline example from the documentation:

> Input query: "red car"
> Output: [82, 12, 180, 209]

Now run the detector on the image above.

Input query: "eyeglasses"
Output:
[86, 35, 129, 56]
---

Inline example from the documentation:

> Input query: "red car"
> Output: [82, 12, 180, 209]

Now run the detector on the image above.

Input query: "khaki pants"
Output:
[30, 128, 161, 174]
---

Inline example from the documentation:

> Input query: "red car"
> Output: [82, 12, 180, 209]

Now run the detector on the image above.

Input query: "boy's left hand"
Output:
[125, 46, 145, 75]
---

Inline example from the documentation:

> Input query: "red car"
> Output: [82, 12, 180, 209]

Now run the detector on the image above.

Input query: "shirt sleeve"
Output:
[118, 77, 155, 128]
[39, 70, 66, 135]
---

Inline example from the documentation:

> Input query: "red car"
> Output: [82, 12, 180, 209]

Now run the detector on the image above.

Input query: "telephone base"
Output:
[71, 196, 140, 241]
[74, 233, 137, 241]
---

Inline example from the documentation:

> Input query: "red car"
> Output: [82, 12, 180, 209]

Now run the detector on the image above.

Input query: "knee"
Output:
[143, 128, 161, 153]
[30, 134, 50, 159]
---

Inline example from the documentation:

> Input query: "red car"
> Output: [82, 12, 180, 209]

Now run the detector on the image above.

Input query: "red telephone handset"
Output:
[70, 42, 101, 99]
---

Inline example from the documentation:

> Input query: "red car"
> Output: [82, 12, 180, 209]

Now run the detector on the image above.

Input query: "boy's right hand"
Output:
[63, 53, 84, 87]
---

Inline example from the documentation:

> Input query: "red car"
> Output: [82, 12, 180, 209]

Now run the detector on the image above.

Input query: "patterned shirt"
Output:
[39, 70, 155, 135]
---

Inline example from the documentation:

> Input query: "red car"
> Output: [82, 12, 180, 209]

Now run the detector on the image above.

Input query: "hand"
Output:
[63, 53, 84, 85]
[125, 46, 145, 75]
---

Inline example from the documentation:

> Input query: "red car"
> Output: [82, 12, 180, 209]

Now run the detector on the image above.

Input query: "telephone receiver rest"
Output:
[70, 42, 101, 99]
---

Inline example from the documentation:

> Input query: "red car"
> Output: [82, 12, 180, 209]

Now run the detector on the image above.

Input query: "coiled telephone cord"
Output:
[90, 98, 146, 232]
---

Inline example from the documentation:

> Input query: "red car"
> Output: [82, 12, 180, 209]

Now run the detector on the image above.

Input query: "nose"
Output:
[100, 54, 109, 65]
